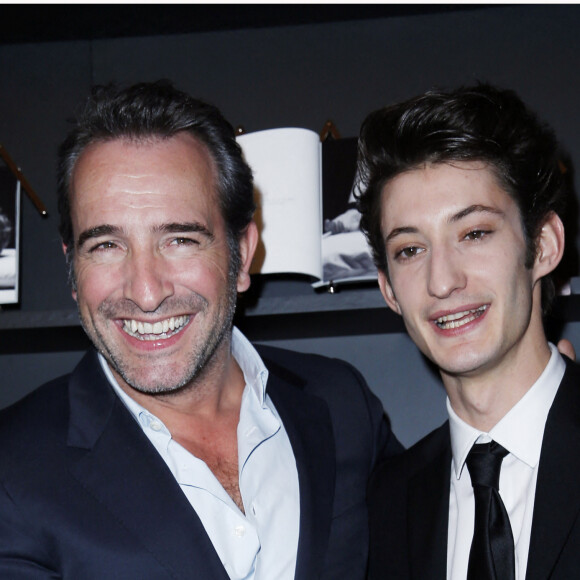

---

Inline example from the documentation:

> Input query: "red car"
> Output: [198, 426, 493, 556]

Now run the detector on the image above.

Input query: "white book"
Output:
[237, 127, 377, 288]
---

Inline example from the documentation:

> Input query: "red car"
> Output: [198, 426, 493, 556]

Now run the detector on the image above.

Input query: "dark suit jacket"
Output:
[0, 345, 401, 579]
[367, 358, 580, 580]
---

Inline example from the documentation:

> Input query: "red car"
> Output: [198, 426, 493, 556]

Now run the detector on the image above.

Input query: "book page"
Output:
[237, 128, 322, 280]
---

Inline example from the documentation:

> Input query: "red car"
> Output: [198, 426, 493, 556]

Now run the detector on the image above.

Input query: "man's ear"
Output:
[533, 211, 565, 282]
[236, 221, 259, 293]
[378, 269, 401, 315]
[62, 242, 77, 301]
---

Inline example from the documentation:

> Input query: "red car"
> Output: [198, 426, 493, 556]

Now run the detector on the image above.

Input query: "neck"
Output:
[444, 331, 552, 432]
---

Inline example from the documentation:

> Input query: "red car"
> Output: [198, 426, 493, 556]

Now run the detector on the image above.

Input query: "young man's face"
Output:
[378, 161, 561, 383]
[66, 133, 257, 396]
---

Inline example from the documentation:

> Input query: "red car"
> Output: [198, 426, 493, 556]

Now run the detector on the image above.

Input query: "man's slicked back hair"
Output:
[57, 80, 255, 273]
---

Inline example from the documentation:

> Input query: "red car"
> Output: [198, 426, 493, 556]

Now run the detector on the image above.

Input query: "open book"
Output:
[237, 127, 377, 288]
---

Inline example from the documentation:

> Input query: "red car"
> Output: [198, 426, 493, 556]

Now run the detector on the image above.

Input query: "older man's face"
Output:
[67, 133, 253, 396]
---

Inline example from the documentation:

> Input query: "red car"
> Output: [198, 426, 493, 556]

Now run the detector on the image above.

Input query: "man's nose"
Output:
[123, 250, 174, 312]
[426, 244, 467, 299]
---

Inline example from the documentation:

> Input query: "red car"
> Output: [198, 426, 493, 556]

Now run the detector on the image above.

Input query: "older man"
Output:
[0, 81, 401, 579]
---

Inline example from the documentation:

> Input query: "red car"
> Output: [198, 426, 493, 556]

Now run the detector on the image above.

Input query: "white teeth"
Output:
[436, 305, 487, 329]
[122, 315, 189, 340]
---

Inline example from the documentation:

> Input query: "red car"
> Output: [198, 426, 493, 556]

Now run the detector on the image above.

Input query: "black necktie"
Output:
[465, 441, 515, 580]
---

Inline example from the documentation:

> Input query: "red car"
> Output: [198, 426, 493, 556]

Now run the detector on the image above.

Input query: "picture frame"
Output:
[0, 164, 20, 305]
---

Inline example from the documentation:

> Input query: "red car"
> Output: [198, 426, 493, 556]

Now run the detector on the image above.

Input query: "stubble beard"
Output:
[77, 272, 239, 397]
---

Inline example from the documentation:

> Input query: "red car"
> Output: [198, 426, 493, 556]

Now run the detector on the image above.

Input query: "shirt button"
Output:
[234, 525, 246, 537]
[150, 421, 162, 432]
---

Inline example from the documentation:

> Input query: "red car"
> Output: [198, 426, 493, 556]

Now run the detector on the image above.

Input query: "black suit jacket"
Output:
[0, 345, 401, 579]
[367, 358, 580, 580]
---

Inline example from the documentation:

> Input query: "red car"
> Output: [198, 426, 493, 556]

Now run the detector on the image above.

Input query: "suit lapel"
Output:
[527, 362, 580, 580]
[266, 367, 335, 580]
[66, 351, 228, 580]
[408, 425, 451, 580]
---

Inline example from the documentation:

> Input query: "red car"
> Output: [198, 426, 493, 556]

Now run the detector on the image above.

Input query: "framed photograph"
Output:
[0, 165, 20, 304]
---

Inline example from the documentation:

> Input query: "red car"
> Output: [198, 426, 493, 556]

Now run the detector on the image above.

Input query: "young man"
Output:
[357, 84, 580, 579]
[0, 81, 401, 579]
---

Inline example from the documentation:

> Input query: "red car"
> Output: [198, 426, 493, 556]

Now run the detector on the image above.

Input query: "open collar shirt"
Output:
[98, 327, 300, 580]
[446, 343, 565, 580]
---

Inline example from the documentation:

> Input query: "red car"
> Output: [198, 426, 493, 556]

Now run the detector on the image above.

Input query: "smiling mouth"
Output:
[435, 305, 487, 330]
[122, 315, 190, 341]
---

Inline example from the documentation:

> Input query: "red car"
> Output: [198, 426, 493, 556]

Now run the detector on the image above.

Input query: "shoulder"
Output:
[561, 356, 580, 383]
[256, 342, 402, 465]
[255, 343, 368, 396]
[552, 357, 580, 408]
[0, 373, 71, 439]
[255, 343, 386, 434]
[0, 350, 100, 460]
[370, 421, 450, 493]
[0, 372, 73, 499]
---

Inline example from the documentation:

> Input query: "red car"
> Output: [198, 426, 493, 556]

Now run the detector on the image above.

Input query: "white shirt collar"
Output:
[230, 326, 269, 407]
[449, 343, 565, 479]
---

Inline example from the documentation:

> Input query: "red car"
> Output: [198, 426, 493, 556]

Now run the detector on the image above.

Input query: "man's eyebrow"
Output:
[385, 226, 418, 244]
[450, 204, 504, 223]
[77, 225, 121, 249]
[155, 222, 214, 240]
[384, 204, 505, 244]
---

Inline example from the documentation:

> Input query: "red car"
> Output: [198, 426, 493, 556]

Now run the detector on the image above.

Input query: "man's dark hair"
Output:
[57, 80, 255, 275]
[356, 82, 566, 312]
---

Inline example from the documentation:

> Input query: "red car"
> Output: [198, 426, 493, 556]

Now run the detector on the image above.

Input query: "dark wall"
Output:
[2, 5, 580, 445]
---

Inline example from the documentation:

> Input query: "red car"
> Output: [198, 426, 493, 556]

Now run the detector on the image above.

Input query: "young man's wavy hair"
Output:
[356, 83, 567, 313]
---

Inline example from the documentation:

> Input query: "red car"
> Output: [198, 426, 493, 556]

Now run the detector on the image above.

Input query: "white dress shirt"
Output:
[98, 326, 300, 580]
[446, 343, 565, 580]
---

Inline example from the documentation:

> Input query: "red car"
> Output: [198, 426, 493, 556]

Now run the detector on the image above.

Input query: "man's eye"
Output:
[465, 229, 490, 241]
[171, 237, 199, 246]
[396, 246, 422, 259]
[90, 241, 117, 252]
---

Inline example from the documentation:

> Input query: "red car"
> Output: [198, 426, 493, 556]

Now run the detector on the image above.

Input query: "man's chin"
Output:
[436, 353, 492, 379]
[114, 366, 193, 396]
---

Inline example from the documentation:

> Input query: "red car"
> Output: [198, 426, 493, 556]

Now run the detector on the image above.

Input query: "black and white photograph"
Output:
[321, 137, 377, 284]
[0, 165, 20, 304]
